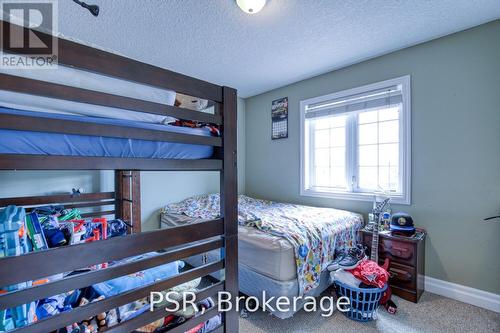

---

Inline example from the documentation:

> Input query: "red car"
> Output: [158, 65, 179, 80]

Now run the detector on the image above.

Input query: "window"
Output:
[300, 76, 411, 204]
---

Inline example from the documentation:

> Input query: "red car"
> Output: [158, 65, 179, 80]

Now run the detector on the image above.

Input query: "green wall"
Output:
[244, 21, 500, 293]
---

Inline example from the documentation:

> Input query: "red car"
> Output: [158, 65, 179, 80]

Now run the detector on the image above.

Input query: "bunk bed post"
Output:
[114, 170, 142, 234]
[114, 171, 131, 233]
[220, 86, 239, 332]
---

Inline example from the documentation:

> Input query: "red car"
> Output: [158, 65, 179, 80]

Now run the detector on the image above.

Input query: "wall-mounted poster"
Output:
[271, 97, 288, 140]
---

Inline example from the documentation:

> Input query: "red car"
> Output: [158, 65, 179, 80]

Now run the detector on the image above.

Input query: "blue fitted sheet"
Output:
[0, 107, 214, 159]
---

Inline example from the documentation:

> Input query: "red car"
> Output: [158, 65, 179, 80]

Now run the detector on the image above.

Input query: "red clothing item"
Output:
[347, 259, 389, 289]
[185, 323, 205, 333]
[171, 120, 220, 136]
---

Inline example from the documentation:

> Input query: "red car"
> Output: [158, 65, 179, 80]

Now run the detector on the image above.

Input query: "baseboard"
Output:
[424, 276, 500, 313]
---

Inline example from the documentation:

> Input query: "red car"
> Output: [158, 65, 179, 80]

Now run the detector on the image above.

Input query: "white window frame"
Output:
[300, 75, 411, 204]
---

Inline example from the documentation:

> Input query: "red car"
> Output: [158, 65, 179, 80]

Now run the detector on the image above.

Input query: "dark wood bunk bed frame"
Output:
[0, 21, 238, 333]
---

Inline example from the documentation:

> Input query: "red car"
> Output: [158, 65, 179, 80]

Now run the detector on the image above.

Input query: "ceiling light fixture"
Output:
[236, 0, 266, 14]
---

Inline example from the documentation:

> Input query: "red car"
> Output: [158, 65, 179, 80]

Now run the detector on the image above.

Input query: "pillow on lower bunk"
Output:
[91, 253, 184, 297]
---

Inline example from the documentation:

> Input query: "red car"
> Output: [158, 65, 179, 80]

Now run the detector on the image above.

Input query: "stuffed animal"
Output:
[175, 93, 209, 111]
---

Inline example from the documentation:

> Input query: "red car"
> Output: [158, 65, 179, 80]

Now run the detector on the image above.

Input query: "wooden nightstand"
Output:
[360, 228, 426, 303]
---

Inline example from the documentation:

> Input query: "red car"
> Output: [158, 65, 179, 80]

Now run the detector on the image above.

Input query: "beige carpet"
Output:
[239, 292, 500, 333]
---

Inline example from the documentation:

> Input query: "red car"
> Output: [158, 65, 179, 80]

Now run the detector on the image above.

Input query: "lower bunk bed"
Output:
[0, 193, 224, 333]
[161, 194, 363, 319]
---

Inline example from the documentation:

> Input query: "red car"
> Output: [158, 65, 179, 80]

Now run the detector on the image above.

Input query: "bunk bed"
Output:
[0, 20, 238, 333]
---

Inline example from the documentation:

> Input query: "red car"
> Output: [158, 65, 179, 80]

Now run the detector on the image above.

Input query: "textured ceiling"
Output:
[50, 1, 500, 97]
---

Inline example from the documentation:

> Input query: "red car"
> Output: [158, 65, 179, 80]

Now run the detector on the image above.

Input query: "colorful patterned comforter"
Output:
[164, 194, 363, 295]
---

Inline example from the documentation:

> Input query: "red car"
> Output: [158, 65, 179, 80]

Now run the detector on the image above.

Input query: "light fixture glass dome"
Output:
[236, 0, 266, 14]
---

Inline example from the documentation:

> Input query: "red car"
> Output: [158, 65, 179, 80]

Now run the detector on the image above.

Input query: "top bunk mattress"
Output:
[0, 107, 214, 159]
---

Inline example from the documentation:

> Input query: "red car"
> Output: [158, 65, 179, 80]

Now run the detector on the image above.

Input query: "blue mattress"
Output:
[0, 107, 213, 159]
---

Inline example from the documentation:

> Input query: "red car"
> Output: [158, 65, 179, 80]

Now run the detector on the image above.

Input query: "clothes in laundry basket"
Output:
[331, 269, 363, 288]
[346, 259, 389, 289]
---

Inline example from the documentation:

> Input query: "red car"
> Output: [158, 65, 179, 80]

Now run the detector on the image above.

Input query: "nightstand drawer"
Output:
[387, 261, 416, 290]
[363, 234, 416, 266]
[391, 285, 418, 303]
[378, 238, 416, 266]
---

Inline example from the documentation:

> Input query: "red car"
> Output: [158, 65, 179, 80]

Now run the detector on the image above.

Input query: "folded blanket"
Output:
[164, 194, 362, 295]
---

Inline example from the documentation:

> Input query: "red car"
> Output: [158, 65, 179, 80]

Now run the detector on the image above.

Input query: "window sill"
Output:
[300, 188, 411, 205]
